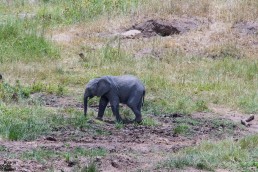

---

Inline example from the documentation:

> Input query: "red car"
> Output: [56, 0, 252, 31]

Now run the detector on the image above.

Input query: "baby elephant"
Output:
[84, 75, 145, 123]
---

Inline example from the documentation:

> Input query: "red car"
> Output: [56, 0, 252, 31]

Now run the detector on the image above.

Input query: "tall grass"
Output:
[161, 135, 258, 171]
[1, 0, 142, 26]
[0, 19, 59, 63]
[0, 104, 89, 141]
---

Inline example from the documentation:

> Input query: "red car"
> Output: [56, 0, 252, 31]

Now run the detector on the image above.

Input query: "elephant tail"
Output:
[142, 90, 145, 107]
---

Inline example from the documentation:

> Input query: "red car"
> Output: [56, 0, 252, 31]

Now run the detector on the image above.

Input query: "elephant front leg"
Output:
[110, 102, 122, 123]
[97, 96, 108, 121]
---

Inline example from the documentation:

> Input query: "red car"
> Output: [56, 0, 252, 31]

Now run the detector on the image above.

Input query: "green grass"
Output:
[173, 124, 189, 135]
[0, 104, 89, 141]
[0, 0, 142, 26]
[19, 147, 106, 164]
[160, 135, 258, 171]
[115, 122, 124, 129]
[142, 116, 158, 126]
[0, 20, 59, 63]
[80, 162, 99, 172]
[0, 80, 66, 104]
[73, 146, 107, 157]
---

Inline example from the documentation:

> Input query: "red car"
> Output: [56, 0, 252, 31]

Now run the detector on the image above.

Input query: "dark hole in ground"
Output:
[128, 18, 205, 38]
[131, 19, 180, 37]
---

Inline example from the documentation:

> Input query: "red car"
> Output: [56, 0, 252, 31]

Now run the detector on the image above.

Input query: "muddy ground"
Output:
[0, 94, 257, 172]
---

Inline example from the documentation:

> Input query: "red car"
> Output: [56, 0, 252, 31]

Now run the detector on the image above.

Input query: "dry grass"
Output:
[139, 0, 258, 22]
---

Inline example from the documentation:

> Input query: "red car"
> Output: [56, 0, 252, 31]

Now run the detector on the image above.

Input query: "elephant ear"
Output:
[96, 78, 111, 97]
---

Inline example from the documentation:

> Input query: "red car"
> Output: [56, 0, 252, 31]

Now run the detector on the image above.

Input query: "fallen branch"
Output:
[241, 119, 250, 127]
[241, 115, 255, 127]
[245, 115, 254, 122]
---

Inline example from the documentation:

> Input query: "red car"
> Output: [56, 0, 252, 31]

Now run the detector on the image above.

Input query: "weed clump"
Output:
[0, 80, 30, 103]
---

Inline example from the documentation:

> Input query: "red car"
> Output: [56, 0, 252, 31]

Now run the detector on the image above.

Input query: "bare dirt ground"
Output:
[0, 94, 257, 172]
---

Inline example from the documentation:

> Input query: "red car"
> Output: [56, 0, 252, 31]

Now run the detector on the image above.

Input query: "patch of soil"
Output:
[233, 21, 258, 35]
[30, 93, 83, 109]
[209, 104, 258, 133]
[52, 33, 74, 43]
[0, 111, 250, 172]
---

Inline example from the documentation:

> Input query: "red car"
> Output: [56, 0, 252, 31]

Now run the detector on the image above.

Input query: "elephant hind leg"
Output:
[137, 100, 143, 111]
[128, 104, 142, 123]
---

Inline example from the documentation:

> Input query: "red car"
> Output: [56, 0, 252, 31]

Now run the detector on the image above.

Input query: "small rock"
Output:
[18, 13, 36, 19]
[120, 30, 141, 38]
[67, 161, 77, 167]
[95, 157, 101, 162]
[111, 160, 120, 168]
[79, 53, 86, 60]
[45, 136, 57, 141]
[0, 160, 15, 171]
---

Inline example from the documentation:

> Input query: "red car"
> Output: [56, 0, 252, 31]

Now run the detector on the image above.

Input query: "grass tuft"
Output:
[173, 124, 190, 135]
[80, 162, 99, 172]
[142, 116, 158, 126]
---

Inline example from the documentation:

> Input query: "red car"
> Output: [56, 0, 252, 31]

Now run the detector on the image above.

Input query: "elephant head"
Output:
[84, 77, 111, 116]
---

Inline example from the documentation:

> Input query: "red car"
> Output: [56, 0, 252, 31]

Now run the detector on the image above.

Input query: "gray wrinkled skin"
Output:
[84, 75, 145, 123]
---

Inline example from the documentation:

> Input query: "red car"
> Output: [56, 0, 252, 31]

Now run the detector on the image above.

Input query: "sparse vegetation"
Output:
[161, 135, 258, 171]
[142, 116, 158, 126]
[0, 104, 89, 141]
[80, 162, 99, 172]
[173, 124, 189, 135]
[19, 147, 106, 164]
[115, 122, 124, 129]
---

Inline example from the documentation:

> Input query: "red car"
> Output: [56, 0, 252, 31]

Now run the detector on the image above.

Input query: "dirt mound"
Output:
[128, 18, 205, 38]
[233, 21, 258, 35]
[131, 19, 180, 37]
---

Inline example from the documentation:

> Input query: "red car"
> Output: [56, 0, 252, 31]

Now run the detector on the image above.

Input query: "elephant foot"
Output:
[134, 118, 143, 124]
[96, 117, 103, 121]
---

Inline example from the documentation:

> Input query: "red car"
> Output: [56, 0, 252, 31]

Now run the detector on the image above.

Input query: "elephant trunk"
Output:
[84, 94, 88, 117]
